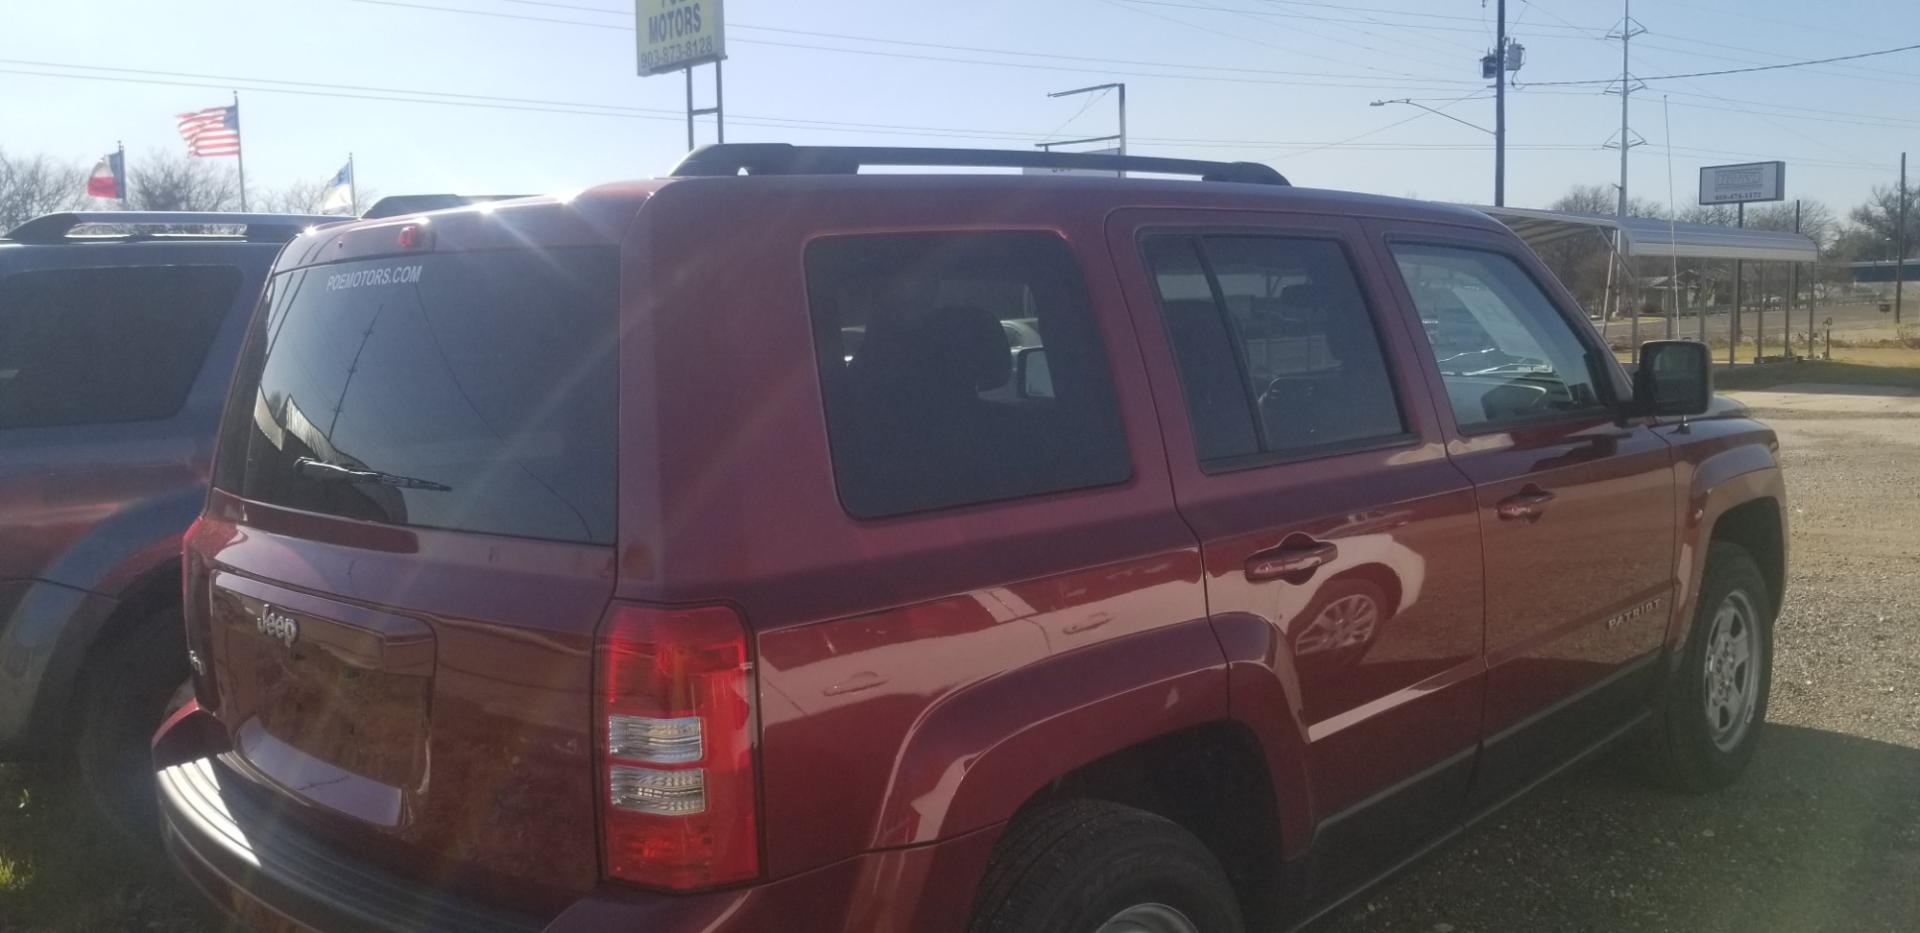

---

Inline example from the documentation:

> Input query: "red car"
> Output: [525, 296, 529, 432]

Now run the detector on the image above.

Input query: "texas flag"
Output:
[319, 159, 354, 214]
[86, 150, 125, 200]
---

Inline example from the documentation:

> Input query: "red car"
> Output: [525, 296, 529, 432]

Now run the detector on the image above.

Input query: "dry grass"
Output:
[1713, 355, 1920, 392]
[0, 762, 214, 933]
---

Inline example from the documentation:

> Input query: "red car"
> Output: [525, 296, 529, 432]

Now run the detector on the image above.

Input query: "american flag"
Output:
[176, 105, 241, 157]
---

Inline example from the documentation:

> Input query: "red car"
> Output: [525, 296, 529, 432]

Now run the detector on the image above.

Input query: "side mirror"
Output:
[1631, 340, 1712, 417]
[1015, 346, 1053, 399]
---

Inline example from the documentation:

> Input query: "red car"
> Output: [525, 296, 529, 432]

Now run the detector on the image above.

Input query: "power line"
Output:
[1039, 87, 1110, 145]
[1107, 0, 1598, 37]
[1631, 40, 1920, 89]
[735, 35, 1472, 89]
[1659, 0, 1885, 45]
[347, 0, 1479, 89]
[731, 24, 1460, 83]
[1169, 0, 1477, 73]
[1523, 41, 1920, 86]
[23, 52, 1885, 172]
[1270, 92, 1489, 161]
[1096, 0, 1463, 78]
[1521, 0, 1920, 87]
[0, 58, 1602, 153]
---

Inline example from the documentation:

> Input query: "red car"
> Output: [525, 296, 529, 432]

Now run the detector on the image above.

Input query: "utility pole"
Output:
[1606, 2, 1645, 352]
[1664, 95, 1678, 340]
[1898, 151, 1908, 324]
[1495, 0, 1507, 207]
[1041, 83, 1127, 175]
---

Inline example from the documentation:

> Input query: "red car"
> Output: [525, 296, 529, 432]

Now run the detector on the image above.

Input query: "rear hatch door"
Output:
[192, 229, 622, 898]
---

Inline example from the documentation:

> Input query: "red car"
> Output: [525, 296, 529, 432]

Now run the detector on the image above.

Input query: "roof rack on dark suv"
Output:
[669, 142, 1291, 185]
[2, 211, 340, 244]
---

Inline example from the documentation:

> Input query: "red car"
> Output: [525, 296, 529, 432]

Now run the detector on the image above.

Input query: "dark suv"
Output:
[0, 210, 338, 826]
[155, 146, 1785, 933]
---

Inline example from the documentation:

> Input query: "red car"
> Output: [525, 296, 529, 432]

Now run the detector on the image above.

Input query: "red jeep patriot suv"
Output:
[155, 145, 1785, 933]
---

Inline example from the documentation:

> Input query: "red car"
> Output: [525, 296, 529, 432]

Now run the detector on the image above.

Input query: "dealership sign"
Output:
[1699, 161, 1785, 205]
[636, 0, 724, 76]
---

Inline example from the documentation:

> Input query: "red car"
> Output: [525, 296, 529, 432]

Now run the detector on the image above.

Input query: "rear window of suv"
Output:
[214, 249, 619, 544]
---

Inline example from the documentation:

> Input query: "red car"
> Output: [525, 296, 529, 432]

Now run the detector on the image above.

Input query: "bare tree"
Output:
[259, 178, 372, 216]
[258, 179, 328, 214]
[0, 149, 87, 230]
[1677, 204, 1738, 226]
[1523, 184, 1665, 314]
[1549, 183, 1664, 219]
[1745, 200, 1837, 250]
[1834, 183, 1920, 262]
[127, 151, 241, 212]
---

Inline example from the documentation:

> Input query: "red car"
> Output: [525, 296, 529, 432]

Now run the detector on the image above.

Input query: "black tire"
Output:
[1641, 541, 1774, 792]
[75, 605, 192, 843]
[969, 800, 1243, 933]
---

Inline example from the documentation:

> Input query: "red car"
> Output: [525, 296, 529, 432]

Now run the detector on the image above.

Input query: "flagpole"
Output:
[349, 152, 359, 215]
[116, 141, 128, 209]
[233, 91, 249, 212]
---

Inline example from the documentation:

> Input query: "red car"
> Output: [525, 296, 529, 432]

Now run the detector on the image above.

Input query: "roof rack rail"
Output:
[362, 194, 534, 219]
[2, 211, 344, 245]
[670, 143, 1290, 186]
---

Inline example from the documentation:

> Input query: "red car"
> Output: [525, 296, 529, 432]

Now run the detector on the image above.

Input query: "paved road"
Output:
[1312, 384, 1920, 933]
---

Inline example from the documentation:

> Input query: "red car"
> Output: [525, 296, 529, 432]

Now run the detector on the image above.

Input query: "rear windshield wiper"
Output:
[293, 457, 452, 492]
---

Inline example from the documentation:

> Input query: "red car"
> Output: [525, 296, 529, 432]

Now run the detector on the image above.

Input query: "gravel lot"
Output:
[4, 384, 1915, 933]
[1314, 383, 1920, 933]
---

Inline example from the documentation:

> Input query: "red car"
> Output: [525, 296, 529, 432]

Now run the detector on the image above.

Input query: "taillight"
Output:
[180, 518, 216, 710]
[595, 603, 758, 890]
[396, 221, 431, 249]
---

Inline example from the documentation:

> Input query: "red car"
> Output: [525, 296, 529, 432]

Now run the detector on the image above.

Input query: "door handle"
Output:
[1496, 486, 1557, 523]
[1246, 540, 1338, 583]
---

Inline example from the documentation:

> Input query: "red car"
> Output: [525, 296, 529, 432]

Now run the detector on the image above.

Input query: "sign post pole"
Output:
[1734, 202, 1743, 369]
[638, 0, 726, 150]
[1699, 161, 1787, 368]
[1897, 151, 1907, 325]
[1792, 200, 1801, 358]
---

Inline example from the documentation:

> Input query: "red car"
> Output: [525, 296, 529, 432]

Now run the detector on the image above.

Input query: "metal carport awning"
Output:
[1466, 205, 1819, 263]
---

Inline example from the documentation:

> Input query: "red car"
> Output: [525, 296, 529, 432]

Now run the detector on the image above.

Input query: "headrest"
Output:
[855, 304, 1011, 400]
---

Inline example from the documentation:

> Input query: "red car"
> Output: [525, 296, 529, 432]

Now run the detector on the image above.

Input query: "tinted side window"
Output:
[806, 233, 1131, 519]
[1390, 244, 1605, 431]
[1146, 235, 1406, 463]
[0, 265, 241, 429]
[1142, 237, 1260, 462]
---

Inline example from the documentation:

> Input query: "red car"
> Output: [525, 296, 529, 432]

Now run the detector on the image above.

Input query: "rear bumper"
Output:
[155, 706, 999, 933]
[0, 578, 118, 752]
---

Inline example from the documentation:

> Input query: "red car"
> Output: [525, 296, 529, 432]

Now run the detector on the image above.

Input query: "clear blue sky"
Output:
[2, 0, 1915, 214]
